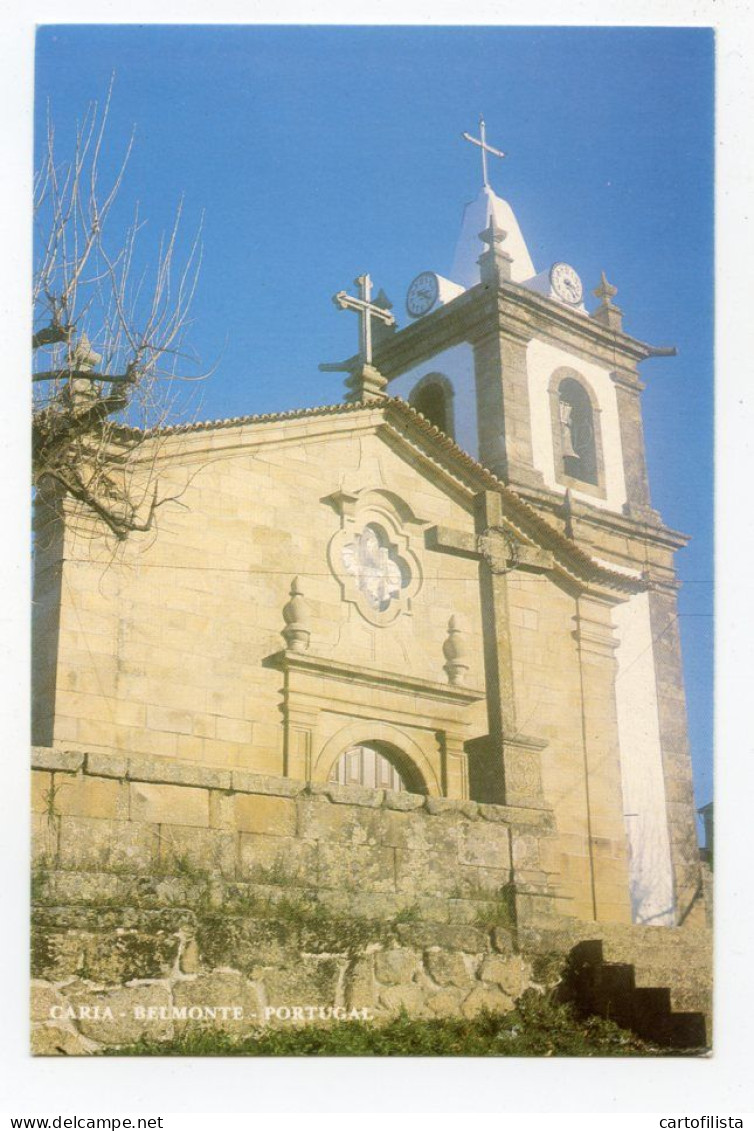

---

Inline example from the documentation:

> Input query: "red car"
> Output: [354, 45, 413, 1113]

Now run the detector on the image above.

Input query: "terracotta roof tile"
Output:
[122, 395, 644, 594]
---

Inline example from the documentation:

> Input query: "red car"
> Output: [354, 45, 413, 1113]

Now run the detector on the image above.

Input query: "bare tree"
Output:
[32, 81, 204, 540]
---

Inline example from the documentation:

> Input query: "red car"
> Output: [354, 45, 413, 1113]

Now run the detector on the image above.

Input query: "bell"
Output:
[559, 400, 579, 460]
[561, 426, 579, 460]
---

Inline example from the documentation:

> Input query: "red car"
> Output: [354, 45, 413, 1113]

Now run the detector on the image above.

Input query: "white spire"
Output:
[451, 185, 536, 289]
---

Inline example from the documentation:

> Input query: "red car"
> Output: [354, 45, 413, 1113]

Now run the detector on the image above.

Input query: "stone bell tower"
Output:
[370, 119, 702, 928]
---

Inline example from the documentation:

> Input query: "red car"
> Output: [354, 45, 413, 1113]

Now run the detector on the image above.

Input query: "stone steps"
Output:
[602, 936, 711, 959]
[565, 938, 711, 1050]
[599, 929, 712, 1023]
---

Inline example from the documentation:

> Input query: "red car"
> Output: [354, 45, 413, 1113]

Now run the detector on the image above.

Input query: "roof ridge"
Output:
[383, 399, 644, 593]
[139, 398, 373, 437]
[118, 393, 642, 593]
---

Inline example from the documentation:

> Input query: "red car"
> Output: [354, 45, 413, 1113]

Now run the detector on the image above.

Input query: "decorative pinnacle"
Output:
[282, 576, 311, 653]
[443, 614, 469, 686]
[477, 216, 513, 284]
[69, 332, 102, 373]
[562, 489, 574, 539]
[478, 218, 508, 248]
[593, 271, 619, 308]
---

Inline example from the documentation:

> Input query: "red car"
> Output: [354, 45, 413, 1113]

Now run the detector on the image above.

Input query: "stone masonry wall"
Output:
[31, 745, 562, 1053]
[32, 893, 538, 1055]
[31, 746, 712, 1054]
[32, 421, 489, 775]
[31, 746, 561, 897]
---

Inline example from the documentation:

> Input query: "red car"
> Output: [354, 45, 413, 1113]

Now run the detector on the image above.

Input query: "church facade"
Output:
[32, 122, 706, 969]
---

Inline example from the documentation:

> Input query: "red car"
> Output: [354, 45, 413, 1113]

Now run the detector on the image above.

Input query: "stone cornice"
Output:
[30, 745, 556, 827]
[493, 283, 658, 367]
[510, 479, 690, 553]
[642, 566, 685, 596]
[506, 732, 549, 753]
[373, 287, 498, 377]
[267, 649, 485, 707]
[372, 280, 664, 381]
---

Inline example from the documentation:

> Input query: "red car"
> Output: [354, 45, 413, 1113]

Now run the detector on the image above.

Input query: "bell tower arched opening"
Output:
[408, 374, 455, 439]
[547, 368, 607, 498]
[558, 376, 598, 485]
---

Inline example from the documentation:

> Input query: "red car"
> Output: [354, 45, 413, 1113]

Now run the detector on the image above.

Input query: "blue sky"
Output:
[35, 25, 714, 810]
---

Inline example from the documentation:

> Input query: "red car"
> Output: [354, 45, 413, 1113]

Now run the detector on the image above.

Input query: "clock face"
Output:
[550, 262, 583, 305]
[406, 272, 439, 318]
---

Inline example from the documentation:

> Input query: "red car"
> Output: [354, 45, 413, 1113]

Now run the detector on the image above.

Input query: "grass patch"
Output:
[31, 860, 425, 960]
[447, 881, 516, 930]
[103, 995, 700, 1058]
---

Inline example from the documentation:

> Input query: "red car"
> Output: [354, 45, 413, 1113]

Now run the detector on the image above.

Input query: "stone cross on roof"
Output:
[329, 274, 395, 366]
[462, 116, 506, 190]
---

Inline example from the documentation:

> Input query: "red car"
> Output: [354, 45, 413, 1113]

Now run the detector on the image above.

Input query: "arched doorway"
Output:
[328, 742, 426, 794]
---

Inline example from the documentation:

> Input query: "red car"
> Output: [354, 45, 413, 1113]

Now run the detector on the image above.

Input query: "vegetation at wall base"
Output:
[103, 997, 704, 1058]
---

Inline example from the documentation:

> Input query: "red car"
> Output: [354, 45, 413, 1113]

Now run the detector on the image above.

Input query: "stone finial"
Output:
[477, 218, 513, 285]
[591, 271, 624, 331]
[593, 270, 618, 306]
[64, 332, 103, 404]
[443, 614, 469, 686]
[562, 488, 574, 539]
[479, 218, 508, 247]
[69, 331, 102, 373]
[282, 577, 311, 652]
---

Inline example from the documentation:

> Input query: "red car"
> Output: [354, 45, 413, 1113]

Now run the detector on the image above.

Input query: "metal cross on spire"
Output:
[462, 116, 506, 189]
[329, 274, 395, 366]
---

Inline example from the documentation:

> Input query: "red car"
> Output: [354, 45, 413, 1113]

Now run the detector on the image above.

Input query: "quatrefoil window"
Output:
[341, 524, 411, 613]
[327, 495, 422, 627]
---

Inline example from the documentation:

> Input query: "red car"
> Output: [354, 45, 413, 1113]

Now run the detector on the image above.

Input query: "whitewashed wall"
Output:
[613, 591, 675, 925]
